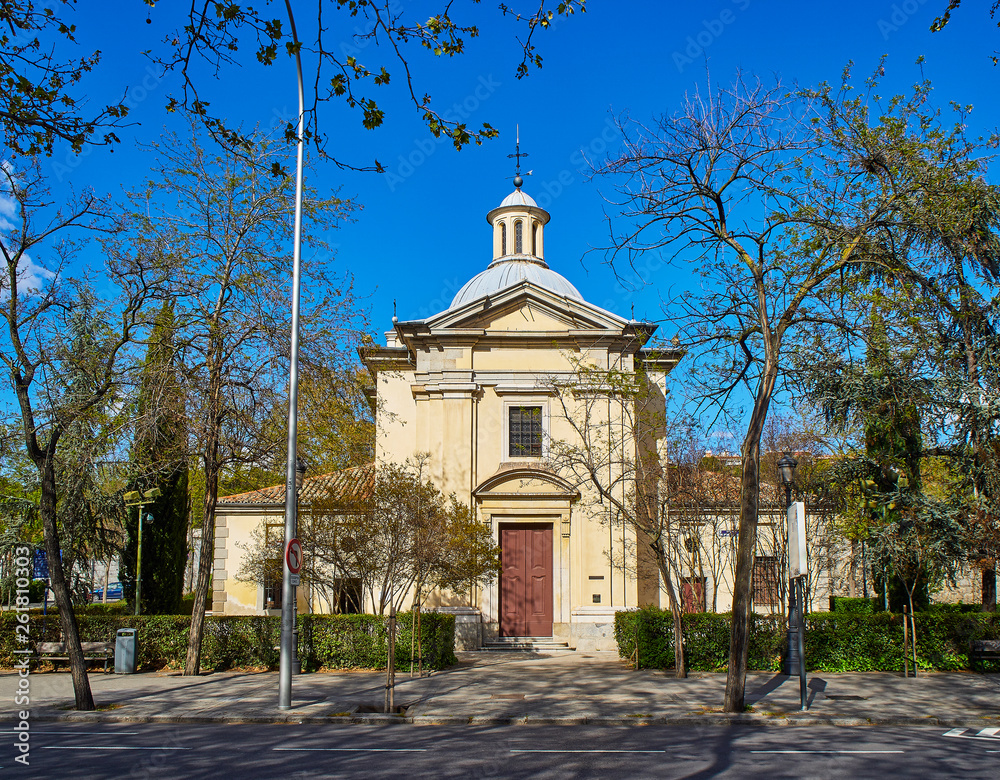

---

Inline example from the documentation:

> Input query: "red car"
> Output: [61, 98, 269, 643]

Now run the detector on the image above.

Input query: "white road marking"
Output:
[0, 730, 140, 736]
[42, 746, 190, 751]
[274, 748, 427, 752]
[511, 749, 667, 754]
[943, 728, 1000, 741]
[750, 750, 904, 754]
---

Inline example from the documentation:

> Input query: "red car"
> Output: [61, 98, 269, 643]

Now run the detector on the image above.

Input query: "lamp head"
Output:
[777, 453, 798, 487]
[295, 457, 308, 491]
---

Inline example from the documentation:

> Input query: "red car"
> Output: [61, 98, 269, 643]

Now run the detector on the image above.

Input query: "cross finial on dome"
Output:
[507, 124, 529, 188]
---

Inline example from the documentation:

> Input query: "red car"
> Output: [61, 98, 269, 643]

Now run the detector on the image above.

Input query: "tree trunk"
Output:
[654, 552, 686, 678]
[983, 568, 997, 612]
[38, 455, 95, 710]
[184, 451, 219, 675]
[848, 539, 858, 598]
[184, 335, 224, 676]
[723, 358, 778, 713]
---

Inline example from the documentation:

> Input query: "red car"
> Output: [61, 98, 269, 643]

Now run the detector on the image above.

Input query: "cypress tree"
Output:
[122, 303, 189, 614]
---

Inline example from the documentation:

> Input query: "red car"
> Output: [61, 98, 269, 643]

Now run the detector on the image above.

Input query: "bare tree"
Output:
[0, 160, 158, 709]
[546, 359, 692, 676]
[592, 67, 987, 710]
[111, 120, 361, 675]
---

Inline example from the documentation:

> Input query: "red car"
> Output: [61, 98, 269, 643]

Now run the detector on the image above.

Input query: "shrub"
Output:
[28, 579, 46, 602]
[0, 612, 457, 672]
[615, 607, 1000, 673]
[829, 596, 876, 613]
[614, 608, 785, 672]
[926, 602, 981, 614]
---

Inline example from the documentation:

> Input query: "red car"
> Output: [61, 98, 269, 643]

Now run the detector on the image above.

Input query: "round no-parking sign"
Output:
[285, 538, 302, 574]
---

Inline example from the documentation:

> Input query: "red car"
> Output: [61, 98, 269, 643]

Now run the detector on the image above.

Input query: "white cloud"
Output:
[0, 186, 16, 231]
[14, 251, 56, 294]
[0, 169, 56, 299]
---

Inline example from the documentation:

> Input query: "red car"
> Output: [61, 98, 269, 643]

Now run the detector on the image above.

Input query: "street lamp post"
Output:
[278, 0, 307, 712]
[778, 453, 808, 710]
[123, 487, 162, 616]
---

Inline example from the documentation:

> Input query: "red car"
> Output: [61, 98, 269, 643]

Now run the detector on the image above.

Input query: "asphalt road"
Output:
[4, 724, 999, 779]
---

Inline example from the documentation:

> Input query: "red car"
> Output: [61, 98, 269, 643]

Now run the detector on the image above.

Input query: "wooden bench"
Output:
[970, 639, 1000, 672]
[36, 641, 114, 672]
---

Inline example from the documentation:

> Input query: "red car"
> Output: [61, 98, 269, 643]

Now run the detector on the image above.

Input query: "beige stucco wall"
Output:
[364, 291, 667, 650]
[213, 504, 315, 616]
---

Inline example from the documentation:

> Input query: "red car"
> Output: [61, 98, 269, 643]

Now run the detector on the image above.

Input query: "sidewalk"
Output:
[2, 651, 998, 727]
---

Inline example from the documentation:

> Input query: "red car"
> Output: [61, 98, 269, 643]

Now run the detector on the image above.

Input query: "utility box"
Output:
[115, 628, 137, 674]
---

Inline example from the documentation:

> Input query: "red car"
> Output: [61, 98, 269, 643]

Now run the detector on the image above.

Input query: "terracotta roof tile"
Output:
[217, 463, 374, 506]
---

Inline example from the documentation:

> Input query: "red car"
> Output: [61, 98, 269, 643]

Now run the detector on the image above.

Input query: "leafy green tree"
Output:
[235, 459, 498, 615]
[121, 302, 189, 615]
[295, 365, 375, 473]
[51, 298, 127, 604]
[2, 1, 586, 160]
[870, 492, 965, 620]
[0, 0, 130, 155]
[151, 0, 588, 161]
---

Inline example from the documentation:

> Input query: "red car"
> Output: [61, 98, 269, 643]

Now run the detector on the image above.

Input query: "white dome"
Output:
[499, 189, 538, 208]
[450, 258, 582, 309]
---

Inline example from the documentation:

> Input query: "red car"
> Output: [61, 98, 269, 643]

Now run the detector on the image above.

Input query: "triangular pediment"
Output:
[424, 281, 628, 333]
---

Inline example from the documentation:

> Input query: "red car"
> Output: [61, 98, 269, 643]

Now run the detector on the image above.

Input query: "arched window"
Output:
[532, 222, 539, 255]
[514, 220, 523, 254]
[500, 222, 507, 255]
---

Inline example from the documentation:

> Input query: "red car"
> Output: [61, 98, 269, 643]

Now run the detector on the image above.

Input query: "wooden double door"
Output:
[500, 523, 553, 637]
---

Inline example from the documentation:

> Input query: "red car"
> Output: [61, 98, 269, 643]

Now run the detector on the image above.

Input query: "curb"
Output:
[8, 711, 1000, 728]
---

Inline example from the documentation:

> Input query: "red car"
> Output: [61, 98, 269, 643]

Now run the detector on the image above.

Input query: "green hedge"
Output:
[0, 612, 456, 672]
[829, 596, 876, 613]
[615, 607, 1000, 673]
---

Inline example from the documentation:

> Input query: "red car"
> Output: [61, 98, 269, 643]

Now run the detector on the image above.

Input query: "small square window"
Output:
[509, 405, 543, 458]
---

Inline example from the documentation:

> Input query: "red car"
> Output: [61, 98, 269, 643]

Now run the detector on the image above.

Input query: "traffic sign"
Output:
[285, 538, 303, 575]
[33, 548, 49, 579]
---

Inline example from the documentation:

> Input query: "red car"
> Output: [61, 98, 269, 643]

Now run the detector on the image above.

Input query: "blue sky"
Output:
[25, 1, 1000, 374]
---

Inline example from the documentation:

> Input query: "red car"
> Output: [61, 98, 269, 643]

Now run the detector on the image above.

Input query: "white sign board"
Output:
[787, 501, 807, 578]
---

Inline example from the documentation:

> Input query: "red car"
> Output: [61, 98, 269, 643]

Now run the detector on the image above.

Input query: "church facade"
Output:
[359, 186, 682, 649]
[212, 184, 962, 645]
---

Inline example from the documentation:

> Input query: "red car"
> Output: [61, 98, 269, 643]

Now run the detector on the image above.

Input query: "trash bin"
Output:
[115, 628, 137, 674]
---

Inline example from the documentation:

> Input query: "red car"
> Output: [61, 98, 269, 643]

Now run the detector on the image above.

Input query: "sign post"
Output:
[787, 500, 808, 710]
[285, 538, 302, 586]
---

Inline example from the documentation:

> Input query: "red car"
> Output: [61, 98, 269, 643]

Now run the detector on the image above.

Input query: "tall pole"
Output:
[797, 576, 807, 709]
[135, 511, 144, 616]
[279, 0, 306, 712]
[784, 481, 800, 677]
